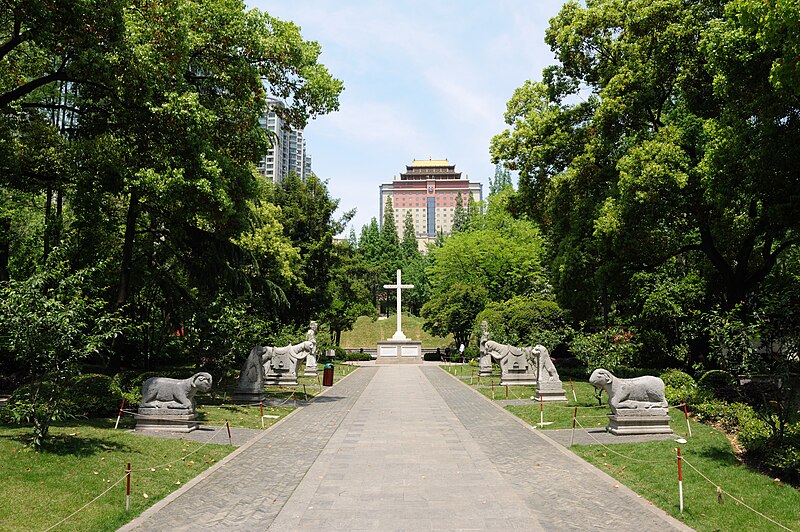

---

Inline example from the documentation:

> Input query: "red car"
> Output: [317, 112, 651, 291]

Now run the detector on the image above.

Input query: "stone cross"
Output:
[384, 269, 414, 341]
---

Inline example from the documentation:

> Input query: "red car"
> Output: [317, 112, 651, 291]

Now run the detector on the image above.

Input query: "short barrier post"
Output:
[570, 407, 578, 447]
[491, 380, 495, 400]
[303, 384, 307, 401]
[683, 403, 692, 437]
[539, 395, 544, 426]
[470, 368, 474, 385]
[677, 447, 684, 513]
[115, 398, 126, 430]
[569, 379, 577, 402]
[260, 402, 264, 429]
[226, 420, 232, 446]
[505, 384, 509, 399]
[125, 463, 131, 512]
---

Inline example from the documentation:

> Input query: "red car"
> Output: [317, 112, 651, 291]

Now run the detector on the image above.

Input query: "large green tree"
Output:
[491, 0, 800, 326]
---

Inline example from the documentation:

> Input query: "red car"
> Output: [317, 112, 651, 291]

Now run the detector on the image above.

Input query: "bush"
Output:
[693, 399, 755, 433]
[697, 370, 739, 402]
[69, 373, 122, 417]
[3, 381, 77, 426]
[660, 369, 697, 405]
[344, 352, 373, 362]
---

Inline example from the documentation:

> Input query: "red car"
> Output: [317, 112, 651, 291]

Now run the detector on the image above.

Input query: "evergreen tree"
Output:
[489, 164, 513, 196]
[466, 192, 480, 231]
[380, 197, 399, 250]
[452, 192, 466, 233]
[347, 227, 358, 249]
[401, 212, 418, 259]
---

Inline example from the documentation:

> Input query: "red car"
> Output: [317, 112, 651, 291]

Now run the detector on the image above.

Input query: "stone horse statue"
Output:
[263, 340, 315, 385]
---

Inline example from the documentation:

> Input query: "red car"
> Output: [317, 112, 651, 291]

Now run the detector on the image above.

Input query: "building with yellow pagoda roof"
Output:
[379, 159, 483, 251]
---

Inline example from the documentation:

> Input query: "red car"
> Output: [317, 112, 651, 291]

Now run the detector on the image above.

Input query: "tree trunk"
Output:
[43, 188, 52, 261]
[111, 190, 139, 371]
[116, 190, 139, 308]
[0, 215, 9, 282]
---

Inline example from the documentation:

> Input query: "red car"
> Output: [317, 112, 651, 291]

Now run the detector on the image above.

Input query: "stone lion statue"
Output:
[589, 368, 667, 415]
[140, 372, 213, 413]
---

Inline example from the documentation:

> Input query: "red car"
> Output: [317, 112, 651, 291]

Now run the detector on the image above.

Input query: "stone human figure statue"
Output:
[531, 345, 566, 401]
[478, 321, 493, 377]
[304, 321, 319, 377]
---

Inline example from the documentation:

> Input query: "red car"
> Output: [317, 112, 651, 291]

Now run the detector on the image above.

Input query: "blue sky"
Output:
[247, 0, 569, 236]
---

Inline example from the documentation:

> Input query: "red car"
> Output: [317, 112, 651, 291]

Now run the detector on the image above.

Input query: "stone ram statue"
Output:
[140, 372, 213, 414]
[589, 368, 668, 415]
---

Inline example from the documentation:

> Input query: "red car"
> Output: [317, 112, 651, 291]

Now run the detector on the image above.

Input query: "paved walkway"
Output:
[122, 365, 690, 531]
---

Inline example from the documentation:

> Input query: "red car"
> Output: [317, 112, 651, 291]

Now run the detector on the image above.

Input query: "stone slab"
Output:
[376, 340, 423, 364]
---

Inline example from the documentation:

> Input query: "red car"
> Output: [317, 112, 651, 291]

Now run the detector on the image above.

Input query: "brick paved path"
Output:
[122, 365, 690, 531]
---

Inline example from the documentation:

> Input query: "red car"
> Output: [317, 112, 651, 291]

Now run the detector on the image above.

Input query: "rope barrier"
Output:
[42, 474, 128, 532]
[572, 418, 675, 464]
[681, 457, 795, 532]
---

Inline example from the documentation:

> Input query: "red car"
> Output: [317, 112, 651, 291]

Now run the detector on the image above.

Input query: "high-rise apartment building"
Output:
[379, 159, 483, 249]
[256, 97, 312, 183]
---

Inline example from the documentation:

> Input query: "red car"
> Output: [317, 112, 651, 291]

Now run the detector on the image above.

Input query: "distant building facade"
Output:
[257, 97, 312, 183]
[379, 159, 483, 250]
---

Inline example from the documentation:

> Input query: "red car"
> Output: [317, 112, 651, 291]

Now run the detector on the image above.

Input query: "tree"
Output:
[0, 0, 343, 373]
[421, 283, 488, 349]
[401, 211, 418, 259]
[268, 172, 351, 325]
[426, 192, 546, 304]
[491, 0, 800, 326]
[451, 192, 466, 233]
[0, 258, 120, 447]
[324, 242, 375, 346]
[489, 164, 513, 196]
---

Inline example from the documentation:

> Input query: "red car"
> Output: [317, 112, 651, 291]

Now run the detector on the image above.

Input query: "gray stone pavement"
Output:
[122, 365, 691, 531]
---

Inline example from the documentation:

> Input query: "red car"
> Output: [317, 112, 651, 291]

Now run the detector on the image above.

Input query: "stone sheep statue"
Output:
[140, 372, 213, 413]
[589, 368, 668, 415]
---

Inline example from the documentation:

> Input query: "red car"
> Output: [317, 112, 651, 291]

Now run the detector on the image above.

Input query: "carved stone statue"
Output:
[140, 372, 212, 412]
[233, 346, 269, 403]
[304, 321, 319, 377]
[531, 345, 566, 401]
[485, 340, 536, 385]
[264, 340, 314, 386]
[589, 368, 672, 435]
[478, 321, 492, 377]
[135, 372, 212, 433]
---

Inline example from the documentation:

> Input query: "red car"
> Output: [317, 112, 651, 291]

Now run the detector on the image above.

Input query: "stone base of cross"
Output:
[384, 269, 414, 341]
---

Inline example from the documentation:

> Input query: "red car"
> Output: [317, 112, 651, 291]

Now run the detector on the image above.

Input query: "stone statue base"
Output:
[500, 370, 537, 386]
[606, 411, 672, 435]
[376, 340, 422, 364]
[232, 390, 265, 404]
[134, 408, 200, 433]
[264, 370, 298, 386]
[536, 382, 567, 402]
[479, 367, 493, 377]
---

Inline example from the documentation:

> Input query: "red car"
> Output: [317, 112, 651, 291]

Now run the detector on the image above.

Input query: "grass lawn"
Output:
[0, 363, 358, 531]
[0, 418, 234, 531]
[441, 365, 800, 531]
[573, 414, 800, 531]
[340, 314, 452, 348]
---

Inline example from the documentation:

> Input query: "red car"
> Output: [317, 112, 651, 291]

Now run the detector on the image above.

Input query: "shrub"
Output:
[660, 369, 697, 405]
[69, 374, 122, 417]
[697, 370, 739, 402]
[693, 400, 756, 434]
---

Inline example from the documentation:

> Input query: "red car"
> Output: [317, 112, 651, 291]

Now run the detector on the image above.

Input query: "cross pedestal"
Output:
[377, 269, 422, 364]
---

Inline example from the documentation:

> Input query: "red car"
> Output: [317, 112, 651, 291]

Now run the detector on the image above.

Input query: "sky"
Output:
[247, 0, 569, 236]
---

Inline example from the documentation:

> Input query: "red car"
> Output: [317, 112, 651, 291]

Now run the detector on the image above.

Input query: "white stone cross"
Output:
[384, 269, 414, 341]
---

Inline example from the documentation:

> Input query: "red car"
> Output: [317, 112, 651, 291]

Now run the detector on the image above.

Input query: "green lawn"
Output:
[340, 314, 453, 348]
[442, 365, 800, 531]
[0, 418, 234, 531]
[0, 363, 358, 531]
